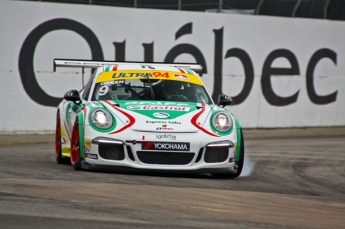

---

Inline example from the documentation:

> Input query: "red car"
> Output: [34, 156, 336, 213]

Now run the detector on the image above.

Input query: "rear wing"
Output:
[53, 59, 203, 76]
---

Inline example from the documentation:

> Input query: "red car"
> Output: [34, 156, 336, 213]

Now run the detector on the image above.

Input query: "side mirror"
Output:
[217, 94, 232, 107]
[64, 90, 81, 104]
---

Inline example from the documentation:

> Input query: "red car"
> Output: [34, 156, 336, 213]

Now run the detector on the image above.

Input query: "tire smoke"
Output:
[240, 154, 254, 177]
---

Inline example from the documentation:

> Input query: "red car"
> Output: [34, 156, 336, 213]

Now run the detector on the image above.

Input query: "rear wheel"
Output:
[55, 111, 69, 164]
[212, 129, 244, 178]
[70, 118, 82, 170]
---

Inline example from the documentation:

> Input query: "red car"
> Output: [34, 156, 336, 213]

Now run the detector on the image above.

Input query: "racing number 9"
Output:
[99, 86, 109, 96]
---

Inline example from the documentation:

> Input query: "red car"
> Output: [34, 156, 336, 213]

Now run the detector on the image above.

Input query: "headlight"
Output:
[91, 109, 113, 129]
[212, 112, 232, 132]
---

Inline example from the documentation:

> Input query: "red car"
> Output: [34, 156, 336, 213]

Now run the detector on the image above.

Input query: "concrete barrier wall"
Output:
[0, 0, 344, 132]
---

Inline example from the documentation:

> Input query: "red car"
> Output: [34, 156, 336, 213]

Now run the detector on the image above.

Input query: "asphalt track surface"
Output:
[0, 129, 344, 229]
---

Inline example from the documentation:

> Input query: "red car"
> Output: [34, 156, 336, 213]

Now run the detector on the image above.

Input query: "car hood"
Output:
[101, 100, 214, 133]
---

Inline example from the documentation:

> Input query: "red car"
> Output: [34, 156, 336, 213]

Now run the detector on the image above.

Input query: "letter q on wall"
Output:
[18, 18, 104, 107]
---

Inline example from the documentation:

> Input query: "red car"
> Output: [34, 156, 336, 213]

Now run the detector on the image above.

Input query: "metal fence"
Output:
[21, 0, 345, 20]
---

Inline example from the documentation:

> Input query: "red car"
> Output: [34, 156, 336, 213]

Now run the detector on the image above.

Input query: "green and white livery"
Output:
[54, 59, 244, 178]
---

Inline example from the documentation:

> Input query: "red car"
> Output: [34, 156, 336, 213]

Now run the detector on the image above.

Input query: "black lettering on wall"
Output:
[224, 48, 254, 105]
[165, 44, 207, 71]
[18, 18, 104, 107]
[113, 40, 126, 61]
[164, 23, 207, 73]
[306, 48, 337, 104]
[212, 28, 223, 101]
[175, 22, 192, 40]
[143, 42, 154, 62]
[261, 49, 300, 106]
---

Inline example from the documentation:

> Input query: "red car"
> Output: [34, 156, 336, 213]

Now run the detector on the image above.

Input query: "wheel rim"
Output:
[55, 115, 61, 157]
[70, 122, 79, 164]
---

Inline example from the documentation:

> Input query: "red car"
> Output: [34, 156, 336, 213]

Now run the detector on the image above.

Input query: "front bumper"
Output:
[82, 126, 238, 173]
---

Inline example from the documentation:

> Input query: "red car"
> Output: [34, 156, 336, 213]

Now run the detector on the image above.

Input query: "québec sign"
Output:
[19, 18, 338, 107]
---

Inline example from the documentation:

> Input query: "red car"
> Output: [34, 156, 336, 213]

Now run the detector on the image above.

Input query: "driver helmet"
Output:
[163, 81, 184, 98]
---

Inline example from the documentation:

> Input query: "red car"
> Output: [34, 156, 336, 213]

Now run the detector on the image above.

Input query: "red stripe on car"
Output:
[144, 142, 154, 149]
[112, 65, 118, 71]
[191, 104, 219, 137]
[103, 100, 136, 134]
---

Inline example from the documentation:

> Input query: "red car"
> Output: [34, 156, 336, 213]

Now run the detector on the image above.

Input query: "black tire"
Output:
[212, 129, 244, 178]
[234, 129, 245, 176]
[55, 111, 69, 164]
[70, 118, 82, 170]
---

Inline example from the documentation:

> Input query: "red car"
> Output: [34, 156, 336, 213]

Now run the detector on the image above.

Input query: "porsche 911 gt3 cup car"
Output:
[54, 59, 244, 177]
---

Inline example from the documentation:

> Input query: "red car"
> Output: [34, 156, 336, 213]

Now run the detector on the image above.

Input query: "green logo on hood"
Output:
[118, 101, 198, 119]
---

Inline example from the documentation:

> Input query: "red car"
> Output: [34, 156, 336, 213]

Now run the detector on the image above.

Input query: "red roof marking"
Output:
[191, 104, 219, 137]
[144, 142, 154, 149]
[176, 67, 185, 73]
[103, 100, 136, 134]
[142, 135, 145, 140]
[112, 65, 118, 71]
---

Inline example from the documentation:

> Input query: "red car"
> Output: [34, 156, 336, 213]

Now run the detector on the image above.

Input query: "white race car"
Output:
[54, 59, 244, 178]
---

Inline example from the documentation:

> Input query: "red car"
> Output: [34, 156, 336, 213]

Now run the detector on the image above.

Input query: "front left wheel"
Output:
[212, 129, 244, 178]
[70, 118, 82, 170]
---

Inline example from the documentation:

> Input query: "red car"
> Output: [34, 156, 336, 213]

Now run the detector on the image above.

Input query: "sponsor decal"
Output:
[84, 145, 91, 153]
[168, 121, 181, 124]
[174, 74, 188, 80]
[86, 153, 98, 159]
[156, 134, 176, 140]
[156, 127, 174, 130]
[125, 101, 189, 106]
[61, 137, 67, 149]
[100, 80, 124, 86]
[84, 140, 92, 153]
[146, 120, 181, 124]
[127, 106, 142, 110]
[127, 105, 190, 111]
[147, 120, 166, 124]
[142, 142, 190, 151]
[153, 112, 170, 118]
[112, 72, 169, 78]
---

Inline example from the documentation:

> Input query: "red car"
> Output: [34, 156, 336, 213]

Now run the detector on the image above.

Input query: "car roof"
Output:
[96, 64, 204, 85]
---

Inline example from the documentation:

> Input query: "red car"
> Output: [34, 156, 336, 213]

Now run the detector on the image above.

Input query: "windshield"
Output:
[91, 79, 212, 104]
